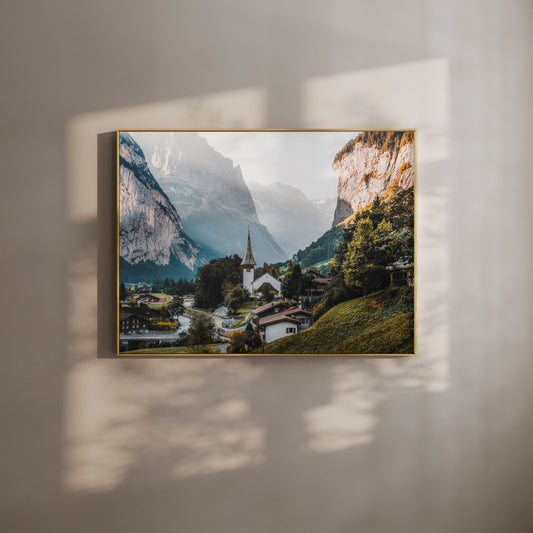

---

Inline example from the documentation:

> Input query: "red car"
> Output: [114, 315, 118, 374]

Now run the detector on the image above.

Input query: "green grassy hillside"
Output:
[261, 286, 414, 355]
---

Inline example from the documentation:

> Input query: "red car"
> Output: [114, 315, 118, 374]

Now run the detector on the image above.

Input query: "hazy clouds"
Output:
[200, 131, 358, 200]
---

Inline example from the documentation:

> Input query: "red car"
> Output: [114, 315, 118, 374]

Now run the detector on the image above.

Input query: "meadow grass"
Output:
[261, 287, 414, 355]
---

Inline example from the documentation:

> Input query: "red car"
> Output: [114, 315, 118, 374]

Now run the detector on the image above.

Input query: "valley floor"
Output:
[120, 287, 414, 355]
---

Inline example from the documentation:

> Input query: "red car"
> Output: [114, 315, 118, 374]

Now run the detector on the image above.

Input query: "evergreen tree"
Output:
[343, 218, 394, 297]
[368, 196, 385, 227]
[386, 187, 414, 231]
[194, 254, 242, 309]
[152, 278, 164, 292]
[226, 284, 247, 314]
[187, 314, 214, 347]
[227, 331, 247, 353]
[282, 261, 303, 301]
[119, 282, 128, 301]
[167, 295, 185, 317]
[244, 322, 262, 350]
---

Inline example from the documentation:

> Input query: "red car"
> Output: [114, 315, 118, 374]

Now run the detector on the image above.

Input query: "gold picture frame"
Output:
[117, 129, 416, 356]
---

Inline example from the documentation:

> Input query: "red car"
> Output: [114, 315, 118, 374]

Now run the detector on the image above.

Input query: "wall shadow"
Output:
[97, 132, 117, 358]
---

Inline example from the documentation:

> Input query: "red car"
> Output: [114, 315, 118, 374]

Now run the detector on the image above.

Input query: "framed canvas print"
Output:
[117, 130, 415, 356]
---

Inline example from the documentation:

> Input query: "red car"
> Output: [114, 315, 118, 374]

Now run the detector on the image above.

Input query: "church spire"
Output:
[241, 227, 256, 267]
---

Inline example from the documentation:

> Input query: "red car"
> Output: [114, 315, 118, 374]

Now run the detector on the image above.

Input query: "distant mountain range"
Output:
[247, 180, 336, 257]
[133, 131, 287, 266]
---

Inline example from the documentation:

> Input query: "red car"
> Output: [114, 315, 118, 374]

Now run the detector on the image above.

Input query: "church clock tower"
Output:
[241, 228, 256, 296]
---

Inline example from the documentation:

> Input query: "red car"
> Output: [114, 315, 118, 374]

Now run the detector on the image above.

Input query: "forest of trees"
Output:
[281, 261, 316, 305]
[151, 277, 195, 295]
[315, 186, 414, 318]
[194, 254, 243, 309]
[194, 256, 284, 311]
[289, 225, 344, 270]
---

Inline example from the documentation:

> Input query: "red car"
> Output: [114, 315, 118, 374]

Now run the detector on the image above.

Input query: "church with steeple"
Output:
[241, 229, 281, 298]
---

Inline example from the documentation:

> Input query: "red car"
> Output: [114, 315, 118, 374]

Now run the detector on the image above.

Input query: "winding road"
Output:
[186, 308, 256, 354]
[189, 308, 255, 333]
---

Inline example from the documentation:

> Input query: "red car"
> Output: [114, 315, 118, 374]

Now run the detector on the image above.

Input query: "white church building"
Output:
[241, 230, 282, 298]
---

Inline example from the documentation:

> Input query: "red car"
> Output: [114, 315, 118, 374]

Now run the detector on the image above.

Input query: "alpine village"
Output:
[118, 131, 415, 355]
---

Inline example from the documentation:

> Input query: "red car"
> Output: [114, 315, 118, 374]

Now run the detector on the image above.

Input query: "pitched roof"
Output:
[119, 313, 149, 323]
[259, 314, 301, 327]
[241, 228, 257, 267]
[121, 307, 164, 319]
[386, 261, 414, 270]
[280, 307, 312, 317]
[254, 272, 280, 283]
[252, 301, 290, 315]
[308, 270, 329, 279]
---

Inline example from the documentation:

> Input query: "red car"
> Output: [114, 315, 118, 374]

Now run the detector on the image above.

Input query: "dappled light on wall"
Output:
[63, 87, 268, 493]
[302, 59, 450, 452]
[63, 59, 450, 491]
[63, 359, 265, 492]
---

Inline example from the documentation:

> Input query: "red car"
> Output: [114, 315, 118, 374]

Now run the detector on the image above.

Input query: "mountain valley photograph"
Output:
[117, 130, 415, 355]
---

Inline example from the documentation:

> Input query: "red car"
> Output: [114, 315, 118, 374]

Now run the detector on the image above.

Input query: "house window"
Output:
[286, 327, 296, 334]
[392, 270, 410, 286]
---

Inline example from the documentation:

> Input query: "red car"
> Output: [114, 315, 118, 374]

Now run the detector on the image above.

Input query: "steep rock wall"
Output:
[119, 133, 204, 275]
[133, 131, 287, 264]
[332, 131, 415, 225]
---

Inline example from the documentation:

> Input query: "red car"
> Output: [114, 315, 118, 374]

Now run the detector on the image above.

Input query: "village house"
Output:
[120, 306, 170, 324]
[386, 262, 414, 287]
[257, 306, 312, 343]
[301, 270, 330, 305]
[119, 313, 149, 333]
[136, 285, 152, 294]
[282, 307, 312, 329]
[251, 301, 292, 324]
[258, 314, 300, 344]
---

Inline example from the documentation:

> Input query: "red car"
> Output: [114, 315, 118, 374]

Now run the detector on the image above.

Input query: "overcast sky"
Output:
[200, 131, 359, 200]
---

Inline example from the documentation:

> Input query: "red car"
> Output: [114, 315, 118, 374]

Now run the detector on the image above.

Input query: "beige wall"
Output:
[1, 1, 532, 532]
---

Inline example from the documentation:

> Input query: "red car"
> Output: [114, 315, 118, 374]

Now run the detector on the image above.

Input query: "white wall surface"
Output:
[264, 321, 297, 344]
[1, 1, 532, 532]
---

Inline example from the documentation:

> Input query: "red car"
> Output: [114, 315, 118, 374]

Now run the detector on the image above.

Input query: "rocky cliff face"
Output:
[332, 131, 415, 225]
[133, 131, 287, 264]
[119, 133, 207, 281]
